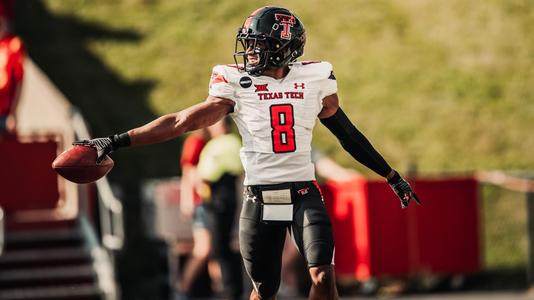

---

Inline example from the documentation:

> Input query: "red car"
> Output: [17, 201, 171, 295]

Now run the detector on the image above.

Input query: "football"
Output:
[52, 145, 114, 184]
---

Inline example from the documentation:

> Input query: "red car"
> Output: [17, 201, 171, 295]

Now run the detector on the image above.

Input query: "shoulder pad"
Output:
[212, 64, 245, 84]
[291, 61, 334, 80]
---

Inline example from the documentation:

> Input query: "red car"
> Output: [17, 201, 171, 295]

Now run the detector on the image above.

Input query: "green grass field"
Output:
[14, 0, 533, 271]
[482, 185, 528, 269]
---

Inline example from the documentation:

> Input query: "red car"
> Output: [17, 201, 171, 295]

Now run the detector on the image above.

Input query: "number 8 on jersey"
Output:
[270, 104, 296, 153]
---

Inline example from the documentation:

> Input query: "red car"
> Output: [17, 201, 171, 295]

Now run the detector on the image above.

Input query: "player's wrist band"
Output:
[320, 108, 392, 177]
[387, 170, 401, 184]
[111, 132, 131, 148]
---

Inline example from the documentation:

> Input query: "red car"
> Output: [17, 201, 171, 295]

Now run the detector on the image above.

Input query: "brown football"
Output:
[52, 145, 114, 184]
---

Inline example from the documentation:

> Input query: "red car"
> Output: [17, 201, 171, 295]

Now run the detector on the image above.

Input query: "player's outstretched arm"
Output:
[128, 96, 233, 146]
[74, 96, 234, 163]
[318, 94, 421, 208]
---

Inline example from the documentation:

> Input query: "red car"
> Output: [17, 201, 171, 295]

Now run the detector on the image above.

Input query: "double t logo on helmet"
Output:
[273, 13, 296, 40]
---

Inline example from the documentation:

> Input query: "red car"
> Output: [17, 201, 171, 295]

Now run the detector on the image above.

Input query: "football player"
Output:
[76, 6, 420, 300]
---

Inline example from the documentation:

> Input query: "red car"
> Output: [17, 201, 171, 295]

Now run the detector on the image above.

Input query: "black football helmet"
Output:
[234, 6, 306, 76]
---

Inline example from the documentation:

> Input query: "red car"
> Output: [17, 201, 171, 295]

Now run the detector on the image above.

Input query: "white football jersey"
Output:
[208, 61, 337, 185]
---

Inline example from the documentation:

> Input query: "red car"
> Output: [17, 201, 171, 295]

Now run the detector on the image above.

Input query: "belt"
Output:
[244, 181, 314, 201]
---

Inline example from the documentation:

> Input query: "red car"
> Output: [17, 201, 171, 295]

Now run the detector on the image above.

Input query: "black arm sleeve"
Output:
[320, 108, 392, 177]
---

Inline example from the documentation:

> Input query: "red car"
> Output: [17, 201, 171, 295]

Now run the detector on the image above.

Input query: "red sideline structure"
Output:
[0, 139, 60, 212]
[322, 177, 480, 280]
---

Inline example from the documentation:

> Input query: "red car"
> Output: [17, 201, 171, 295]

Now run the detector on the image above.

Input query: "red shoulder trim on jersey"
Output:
[211, 74, 228, 84]
[301, 60, 322, 65]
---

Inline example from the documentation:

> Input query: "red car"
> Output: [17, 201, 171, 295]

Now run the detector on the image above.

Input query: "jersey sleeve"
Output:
[316, 62, 338, 100]
[208, 65, 240, 114]
[208, 65, 236, 101]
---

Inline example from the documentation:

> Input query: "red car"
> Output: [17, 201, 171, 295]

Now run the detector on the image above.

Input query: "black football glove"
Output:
[387, 170, 421, 209]
[73, 133, 130, 164]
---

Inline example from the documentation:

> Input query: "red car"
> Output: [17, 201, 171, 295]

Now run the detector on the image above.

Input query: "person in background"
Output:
[178, 128, 224, 298]
[0, 1, 25, 139]
[197, 117, 243, 300]
[179, 129, 209, 218]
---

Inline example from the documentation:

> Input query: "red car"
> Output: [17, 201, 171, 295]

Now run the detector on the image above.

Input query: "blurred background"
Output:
[1, 0, 533, 299]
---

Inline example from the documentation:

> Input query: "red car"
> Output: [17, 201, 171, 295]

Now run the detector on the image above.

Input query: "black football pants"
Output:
[239, 181, 335, 299]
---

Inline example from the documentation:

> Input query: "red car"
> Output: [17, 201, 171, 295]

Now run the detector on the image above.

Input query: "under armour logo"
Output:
[254, 84, 269, 92]
[297, 188, 309, 195]
[294, 83, 305, 89]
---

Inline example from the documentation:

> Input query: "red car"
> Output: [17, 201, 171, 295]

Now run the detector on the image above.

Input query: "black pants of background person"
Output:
[205, 173, 243, 300]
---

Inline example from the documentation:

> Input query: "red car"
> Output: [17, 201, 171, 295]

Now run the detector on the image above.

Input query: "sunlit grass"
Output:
[482, 185, 528, 269]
